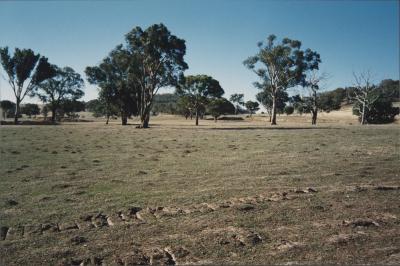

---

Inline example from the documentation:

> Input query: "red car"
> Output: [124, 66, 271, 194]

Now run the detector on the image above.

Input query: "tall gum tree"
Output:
[244, 35, 320, 125]
[125, 24, 188, 128]
[0, 47, 56, 124]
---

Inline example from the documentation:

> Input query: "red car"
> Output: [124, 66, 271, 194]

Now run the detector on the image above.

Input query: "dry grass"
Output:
[0, 113, 399, 265]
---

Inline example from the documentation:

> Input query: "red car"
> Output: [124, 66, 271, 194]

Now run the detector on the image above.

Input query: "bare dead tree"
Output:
[303, 70, 329, 125]
[352, 71, 379, 125]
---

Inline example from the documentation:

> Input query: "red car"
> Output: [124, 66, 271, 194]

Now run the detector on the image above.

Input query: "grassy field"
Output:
[0, 114, 399, 265]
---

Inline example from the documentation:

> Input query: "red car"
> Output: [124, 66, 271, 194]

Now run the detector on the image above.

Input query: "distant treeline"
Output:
[1, 24, 399, 126]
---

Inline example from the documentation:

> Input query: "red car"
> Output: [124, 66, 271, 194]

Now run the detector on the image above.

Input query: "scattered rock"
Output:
[58, 222, 79, 231]
[117, 248, 150, 265]
[5, 199, 18, 206]
[149, 248, 175, 265]
[235, 204, 255, 211]
[342, 218, 379, 227]
[24, 224, 42, 237]
[276, 240, 305, 252]
[0, 226, 9, 240]
[41, 223, 59, 233]
[92, 213, 108, 228]
[386, 253, 400, 265]
[327, 234, 357, 245]
[70, 235, 87, 245]
[6, 226, 24, 240]
[375, 186, 400, 191]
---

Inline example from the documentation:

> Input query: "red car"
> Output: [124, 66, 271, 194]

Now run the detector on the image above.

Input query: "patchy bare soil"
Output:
[0, 115, 399, 265]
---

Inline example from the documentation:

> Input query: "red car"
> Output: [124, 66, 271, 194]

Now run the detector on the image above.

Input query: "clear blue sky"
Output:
[0, 0, 398, 103]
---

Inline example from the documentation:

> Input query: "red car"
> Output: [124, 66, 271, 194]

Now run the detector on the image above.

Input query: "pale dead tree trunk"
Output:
[352, 71, 379, 125]
[271, 91, 277, 125]
[305, 70, 328, 126]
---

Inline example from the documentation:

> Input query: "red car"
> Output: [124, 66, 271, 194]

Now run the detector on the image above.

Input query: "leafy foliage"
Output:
[176, 75, 224, 125]
[0, 100, 16, 119]
[284, 105, 294, 115]
[229, 93, 245, 114]
[244, 34, 320, 124]
[0, 47, 56, 123]
[20, 103, 40, 118]
[256, 89, 288, 115]
[33, 66, 84, 121]
[245, 100, 260, 116]
[207, 97, 235, 121]
[353, 90, 399, 124]
[86, 24, 188, 127]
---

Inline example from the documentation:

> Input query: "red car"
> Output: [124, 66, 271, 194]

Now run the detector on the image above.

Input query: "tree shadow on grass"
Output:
[207, 126, 343, 131]
[0, 120, 58, 126]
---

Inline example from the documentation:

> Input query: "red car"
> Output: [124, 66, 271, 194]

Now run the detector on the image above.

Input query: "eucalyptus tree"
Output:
[124, 23, 188, 128]
[245, 100, 260, 117]
[229, 93, 244, 115]
[176, 75, 224, 126]
[33, 66, 84, 122]
[0, 47, 56, 124]
[244, 35, 320, 125]
[86, 45, 138, 125]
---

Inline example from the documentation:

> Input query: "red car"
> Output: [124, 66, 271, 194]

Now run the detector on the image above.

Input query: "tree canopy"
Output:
[0, 47, 56, 123]
[244, 34, 320, 125]
[34, 66, 84, 122]
[176, 75, 224, 125]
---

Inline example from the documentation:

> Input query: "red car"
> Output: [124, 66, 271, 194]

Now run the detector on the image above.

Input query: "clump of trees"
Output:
[207, 98, 235, 122]
[0, 100, 16, 119]
[351, 72, 399, 124]
[32, 66, 84, 122]
[86, 23, 188, 127]
[176, 75, 224, 125]
[244, 34, 320, 125]
[245, 100, 260, 117]
[20, 103, 40, 118]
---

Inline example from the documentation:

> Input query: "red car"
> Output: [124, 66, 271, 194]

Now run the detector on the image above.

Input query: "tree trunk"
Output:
[312, 91, 317, 125]
[14, 99, 20, 124]
[51, 107, 56, 123]
[106, 114, 110, 125]
[271, 94, 277, 125]
[361, 101, 366, 125]
[195, 108, 199, 126]
[214, 116, 217, 122]
[121, 111, 127, 125]
[139, 112, 150, 128]
[311, 109, 317, 125]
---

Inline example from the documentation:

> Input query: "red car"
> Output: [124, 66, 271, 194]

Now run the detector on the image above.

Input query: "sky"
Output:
[0, 0, 399, 104]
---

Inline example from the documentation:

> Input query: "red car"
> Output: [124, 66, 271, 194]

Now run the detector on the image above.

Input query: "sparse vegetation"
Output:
[0, 118, 399, 265]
